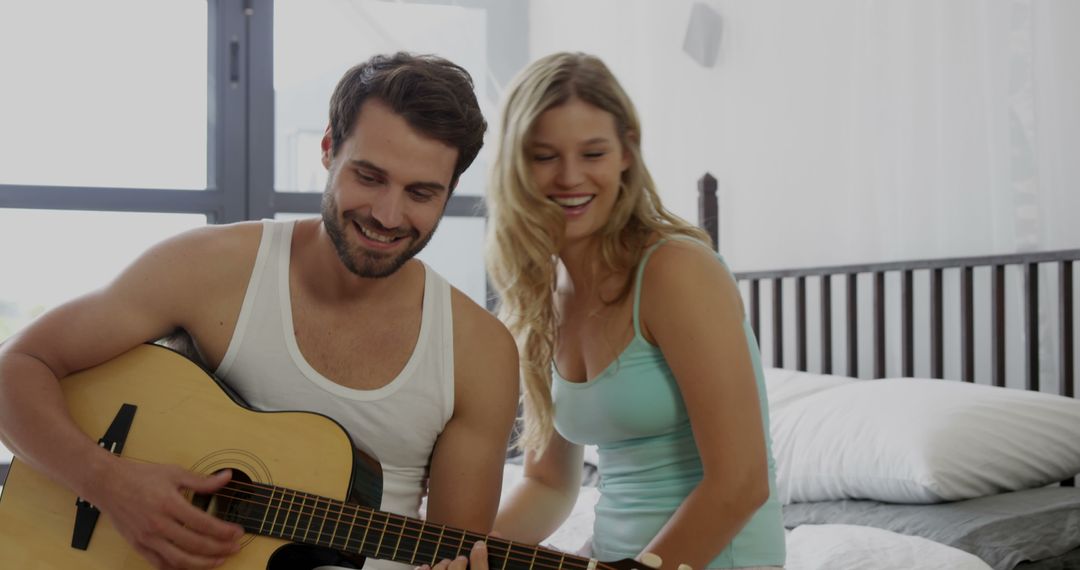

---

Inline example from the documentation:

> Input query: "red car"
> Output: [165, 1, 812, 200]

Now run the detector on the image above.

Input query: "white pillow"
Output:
[771, 378, 1080, 504]
[764, 367, 855, 411]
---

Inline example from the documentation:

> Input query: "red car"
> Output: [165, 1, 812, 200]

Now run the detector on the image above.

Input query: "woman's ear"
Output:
[621, 130, 638, 171]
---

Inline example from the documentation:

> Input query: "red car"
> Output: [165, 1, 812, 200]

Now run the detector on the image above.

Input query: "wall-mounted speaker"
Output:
[683, 2, 722, 68]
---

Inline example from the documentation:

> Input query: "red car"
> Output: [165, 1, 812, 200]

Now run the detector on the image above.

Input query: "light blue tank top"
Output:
[552, 240, 785, 568]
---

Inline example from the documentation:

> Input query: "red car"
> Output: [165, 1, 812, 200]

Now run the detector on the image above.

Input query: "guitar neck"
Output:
[215, 481, 599, 570]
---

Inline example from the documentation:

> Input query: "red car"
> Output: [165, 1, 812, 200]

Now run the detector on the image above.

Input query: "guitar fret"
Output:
[280, 489, 293, 539]
[431, 525, 446, 566]
[391, 514, 405, 560]
[501, 540, 513, 570]
[298, 492, 311, 541]
[456, 528, 467, 562]
[374, 511, 388, 558]
[258, 487, 275, 535]
[313, 493, 329, 546]
[287, 490, 301, 540]
[329, 497, 345, 550]
[311, 494, 321, 544]
[342, 504, 359, 553]
[302, 493, 316, 543]
[410, 519, 426, 564]
[267, 488, 286, 537]
[557, 551, 566, 570]
[310, 494, 324, 546]
[359, 508, 375, 555]
[528, 544, 537, 570]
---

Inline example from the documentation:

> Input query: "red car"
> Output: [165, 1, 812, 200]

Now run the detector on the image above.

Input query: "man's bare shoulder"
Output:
[450, 288, 518, 389]
[449, 289, 515, 354]
[448, 287, 519, 425]
[144, 221, 264, 282]
[165, 221, 264, 262]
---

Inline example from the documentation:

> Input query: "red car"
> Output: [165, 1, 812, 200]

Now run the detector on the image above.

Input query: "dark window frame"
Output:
[0, 0, 485, 223]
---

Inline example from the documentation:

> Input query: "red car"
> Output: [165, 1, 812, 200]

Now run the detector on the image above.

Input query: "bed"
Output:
[698, 173, 1080, 569]
[501, 177, 1080, 570]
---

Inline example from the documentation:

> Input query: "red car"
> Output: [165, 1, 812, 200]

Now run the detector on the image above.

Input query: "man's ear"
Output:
[321, 125, 333, 169]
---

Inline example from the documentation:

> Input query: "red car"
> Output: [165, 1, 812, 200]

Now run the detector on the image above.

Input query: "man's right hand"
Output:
[91, 460, 244, 569]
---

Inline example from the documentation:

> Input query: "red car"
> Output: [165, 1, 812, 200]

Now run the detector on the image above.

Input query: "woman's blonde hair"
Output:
[485, 52, 710, 454]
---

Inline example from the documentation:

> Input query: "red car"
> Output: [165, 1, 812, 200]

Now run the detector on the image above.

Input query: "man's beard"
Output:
[321, 191, 438, 279]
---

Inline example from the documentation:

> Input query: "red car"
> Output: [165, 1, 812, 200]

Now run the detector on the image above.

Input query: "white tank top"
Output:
[215, 220, 455, 570]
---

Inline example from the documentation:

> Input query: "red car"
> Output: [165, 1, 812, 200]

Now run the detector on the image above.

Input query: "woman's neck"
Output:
[557, 236, 636, 306]
[557, 236, 605, 295]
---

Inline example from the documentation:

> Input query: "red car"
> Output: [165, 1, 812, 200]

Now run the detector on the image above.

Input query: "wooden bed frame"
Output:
[697, 173, 1079, 486]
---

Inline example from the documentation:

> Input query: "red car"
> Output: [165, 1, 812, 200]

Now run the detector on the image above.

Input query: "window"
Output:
[0, 1, 208, 190]
[0, 210, 207, 342]
[0, 0, 499, 339]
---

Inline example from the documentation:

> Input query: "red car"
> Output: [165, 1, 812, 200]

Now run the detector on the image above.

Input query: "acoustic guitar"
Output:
[0, 344, 644, 570]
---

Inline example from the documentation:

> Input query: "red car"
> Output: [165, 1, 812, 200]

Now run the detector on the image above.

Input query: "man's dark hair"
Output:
[328, 52, 487, 188]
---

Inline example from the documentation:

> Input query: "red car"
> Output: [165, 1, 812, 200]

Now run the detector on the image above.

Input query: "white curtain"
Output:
[673, 0, 1079, 388]
[697, 0, 1080, 271]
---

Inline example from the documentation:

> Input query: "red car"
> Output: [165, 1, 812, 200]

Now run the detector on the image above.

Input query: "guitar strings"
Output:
[109, 454, 615, 570]
[113, 459, 614, 570]
[215, 501, 602, 570]
[209, 480, 610, 570]
[212, 488, 592, 570]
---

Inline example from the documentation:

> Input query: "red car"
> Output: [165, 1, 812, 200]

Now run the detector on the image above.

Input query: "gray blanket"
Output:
[783, 486, 1080, 570]
[1015, 546, 1080, 569]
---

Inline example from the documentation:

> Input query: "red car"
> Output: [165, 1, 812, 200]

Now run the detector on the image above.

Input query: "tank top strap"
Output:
[631, 240, 670, 338]
[631, 236, 717, 337]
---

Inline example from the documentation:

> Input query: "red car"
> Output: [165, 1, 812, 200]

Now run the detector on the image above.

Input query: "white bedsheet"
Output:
[784, 524, 992, 570]
[504, 464, 993, 570]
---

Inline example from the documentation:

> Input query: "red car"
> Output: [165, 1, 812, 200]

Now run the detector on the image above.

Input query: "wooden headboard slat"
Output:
[1025, 263, 1040, 392]
[1059, 261, 1074, 400]
[846, 273, 858, 377]
[992, 265, 1007, 388]
[772, 279, 784, 368]
[961, 267, 975, 382]
[749, 279, 761, 344]
[820, 275, 833, 374]
[874, 272, 886, 379]
[901, 270, 915, 377]
[796, 276, 808, 372]
[931, 268, 945, 379]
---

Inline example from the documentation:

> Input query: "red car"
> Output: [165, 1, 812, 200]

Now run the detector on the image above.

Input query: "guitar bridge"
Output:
[72, 403, 137, 551]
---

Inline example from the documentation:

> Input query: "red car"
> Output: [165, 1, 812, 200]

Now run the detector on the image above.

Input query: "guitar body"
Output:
[0, 344, 382, 569]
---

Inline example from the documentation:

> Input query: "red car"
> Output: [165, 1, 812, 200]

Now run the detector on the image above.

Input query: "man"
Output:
[0, 52, 517, 570]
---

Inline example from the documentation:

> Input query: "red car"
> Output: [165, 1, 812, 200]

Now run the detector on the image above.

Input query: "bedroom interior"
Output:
[2, 1, 1079, 569]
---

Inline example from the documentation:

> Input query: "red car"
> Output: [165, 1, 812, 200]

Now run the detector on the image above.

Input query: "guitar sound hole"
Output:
[193, 469, 255, 527]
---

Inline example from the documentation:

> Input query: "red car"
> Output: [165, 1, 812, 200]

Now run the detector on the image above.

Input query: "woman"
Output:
[485, 52, 786, 570]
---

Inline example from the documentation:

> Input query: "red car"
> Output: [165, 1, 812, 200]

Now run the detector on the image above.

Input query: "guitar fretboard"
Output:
[213, 481, 601, 570]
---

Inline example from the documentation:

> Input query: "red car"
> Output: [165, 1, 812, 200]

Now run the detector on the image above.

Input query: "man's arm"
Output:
[0, 224, 258, 568]
[424, 291, 519, 535]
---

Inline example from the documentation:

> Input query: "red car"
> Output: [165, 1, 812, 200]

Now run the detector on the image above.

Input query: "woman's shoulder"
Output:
[638, 236, 741, 314]
[640, 236, 723, 277]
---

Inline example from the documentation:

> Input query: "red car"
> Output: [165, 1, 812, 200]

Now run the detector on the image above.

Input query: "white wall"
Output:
[531, 0, 1080, 272]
